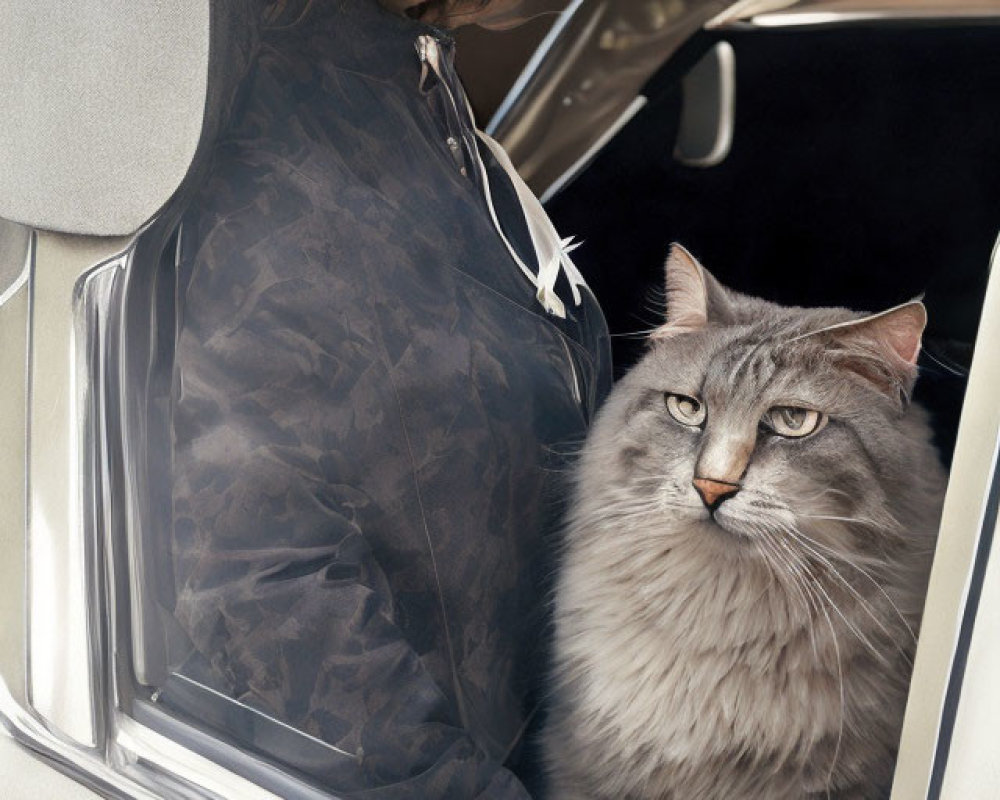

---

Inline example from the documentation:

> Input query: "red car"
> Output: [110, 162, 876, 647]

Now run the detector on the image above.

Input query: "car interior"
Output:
[3, 4, 999, 798]
[116, 16, 1000, 795]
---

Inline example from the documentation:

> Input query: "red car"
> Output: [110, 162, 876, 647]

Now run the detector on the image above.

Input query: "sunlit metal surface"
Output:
[492, 0, 732, 194]
[492, 0, 1000, 196]
[0, 219, 30, 299]
[2, 676, 280, 799]
[113, 716, 283, 800]
[709, 0, 1000, 27]
[27, 233, 131, 746]
[0, 221, 31, 711]
[0, 733, 102, 800]
[939, 476, 1000, 797]
[2, 227, 312, 798]
[0, 676, 159, 800]
[893, 233, 1000, 800]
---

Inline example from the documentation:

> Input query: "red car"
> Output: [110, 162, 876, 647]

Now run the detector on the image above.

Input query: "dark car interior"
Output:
[540, 23, 1000, 466]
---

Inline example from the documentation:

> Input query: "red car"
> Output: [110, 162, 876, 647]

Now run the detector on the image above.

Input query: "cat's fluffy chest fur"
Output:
[550, 511, 920, 798]
[543, 247, 944, 800]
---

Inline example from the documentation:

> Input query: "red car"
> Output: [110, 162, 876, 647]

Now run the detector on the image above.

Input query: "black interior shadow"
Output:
[547, 24, 1000, 463]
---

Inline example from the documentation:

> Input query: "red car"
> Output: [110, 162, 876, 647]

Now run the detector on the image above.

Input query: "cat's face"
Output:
[591, 245, 927, 564]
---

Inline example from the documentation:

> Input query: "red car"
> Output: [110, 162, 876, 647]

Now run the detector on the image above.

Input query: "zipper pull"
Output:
[416, 36, 432, 92]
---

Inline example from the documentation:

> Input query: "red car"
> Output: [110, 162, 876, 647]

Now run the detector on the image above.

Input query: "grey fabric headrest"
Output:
[0, 1, 260, 236]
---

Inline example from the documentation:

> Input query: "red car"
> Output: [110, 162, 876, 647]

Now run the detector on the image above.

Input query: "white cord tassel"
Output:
[416, 35, 589, 319]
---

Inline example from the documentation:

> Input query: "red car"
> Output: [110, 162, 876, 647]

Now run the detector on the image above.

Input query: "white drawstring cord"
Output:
[416, 35, 589, 319]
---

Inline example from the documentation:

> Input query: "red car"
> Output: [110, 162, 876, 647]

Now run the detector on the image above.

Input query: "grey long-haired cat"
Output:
[543, 245, 946, 799]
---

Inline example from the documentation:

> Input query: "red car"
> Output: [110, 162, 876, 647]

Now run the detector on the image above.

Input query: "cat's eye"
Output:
[665, 393, 706, 427]
[763, 406, 825, 438]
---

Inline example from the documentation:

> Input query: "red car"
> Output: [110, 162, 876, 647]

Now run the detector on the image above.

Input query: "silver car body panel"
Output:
[0, 229, 296, 798]
[892, 235, 1000, 800]
[939, 467, 1000, 798]
[27, 234, 131, 746]
[0, 733, 102, 800]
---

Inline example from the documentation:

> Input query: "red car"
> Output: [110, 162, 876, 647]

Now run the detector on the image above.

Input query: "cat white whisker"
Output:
[756, 533, 821, 660]
[797, 487, 904, 534]
[814, 486, 853, 502]
[611, 329, 662, 339]
[921, 345, 968, 377]
[752, 538, 779, 591]
[788, 523, 919, 647]
[783, 518, 889, 570]
[770, 533, 830, 661]
[786, 537, 893, 668]
[784, 527, 911, 669]
[800, 513, 901, 533]
[812, 589, 846, 795]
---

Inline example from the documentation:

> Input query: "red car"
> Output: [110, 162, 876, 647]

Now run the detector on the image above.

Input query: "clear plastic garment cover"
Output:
[0, 3, 611, 799]
[113, 222, 347, 799]
[0, 0, 349, 796]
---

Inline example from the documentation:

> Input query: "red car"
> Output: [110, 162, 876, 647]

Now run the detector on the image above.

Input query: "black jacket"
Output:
[167, 1, 611, 796]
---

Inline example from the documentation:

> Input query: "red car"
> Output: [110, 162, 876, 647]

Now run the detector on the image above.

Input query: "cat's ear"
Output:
[651, 244, 728, 340]
[826, 301, 927, 402]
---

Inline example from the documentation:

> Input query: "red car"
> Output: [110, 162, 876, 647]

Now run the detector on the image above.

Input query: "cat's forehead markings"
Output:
[699, 334, 807, 414]
[718, 337, 777, 387]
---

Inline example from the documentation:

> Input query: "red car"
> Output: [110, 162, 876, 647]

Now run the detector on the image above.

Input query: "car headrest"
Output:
[0, 0, 261, 236]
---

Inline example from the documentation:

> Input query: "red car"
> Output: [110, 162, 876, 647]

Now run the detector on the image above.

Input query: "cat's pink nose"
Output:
[693, 477, 740, 509]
